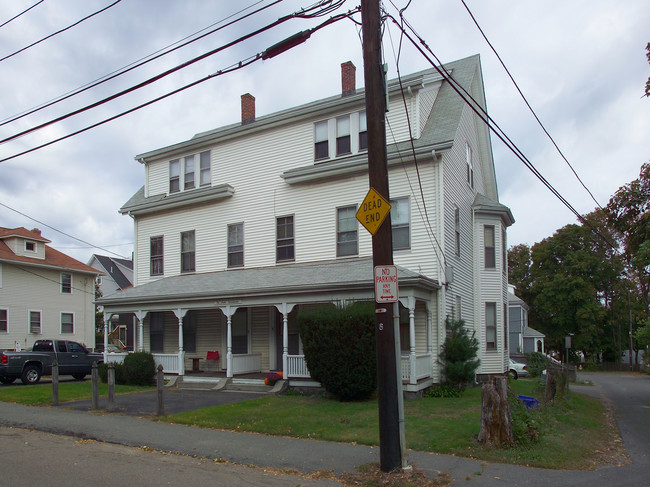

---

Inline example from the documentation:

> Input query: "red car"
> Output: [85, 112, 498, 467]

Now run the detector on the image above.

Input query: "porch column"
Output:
[400, 296, 417, 385]
[102, 313, 113, 363]
[274, 303, 295, 375]
[173, 308, 188, 375]
[134, 310, 148, 352]
[219, 306, 238, 378]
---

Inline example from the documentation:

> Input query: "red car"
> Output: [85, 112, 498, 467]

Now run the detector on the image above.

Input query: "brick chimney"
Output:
[31, 228, 41, 236]
[341, 61, 356, 97]
[241, 93, 255, 125]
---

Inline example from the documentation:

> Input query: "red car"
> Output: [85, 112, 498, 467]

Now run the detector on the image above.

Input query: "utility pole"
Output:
[361, 0, 402, 472]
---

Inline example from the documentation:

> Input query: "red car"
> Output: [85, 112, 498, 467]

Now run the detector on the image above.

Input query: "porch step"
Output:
[176, 376, 282, 394]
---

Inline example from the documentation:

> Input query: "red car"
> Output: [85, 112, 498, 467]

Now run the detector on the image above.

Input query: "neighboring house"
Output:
[87, 254, 135, 350]
[98, 55, 514, 393]
[508, 284, 545, 355]
[0, 227, 100, 351]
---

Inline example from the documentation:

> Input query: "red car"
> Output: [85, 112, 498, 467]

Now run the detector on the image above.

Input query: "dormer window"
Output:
[25, 241, 36, 252]
[314, 121, 329, 160]
[336, 116, 351, 156]
[169, 150, 211, 194]
[359, 111, 367, 151]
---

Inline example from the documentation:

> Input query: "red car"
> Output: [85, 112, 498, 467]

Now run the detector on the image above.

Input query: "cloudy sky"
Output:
[0, 0, 648, 265]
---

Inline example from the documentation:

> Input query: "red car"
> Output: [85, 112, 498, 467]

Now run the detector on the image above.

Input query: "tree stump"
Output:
[477, 376, 513, 447]
[545, 372, 557, 403]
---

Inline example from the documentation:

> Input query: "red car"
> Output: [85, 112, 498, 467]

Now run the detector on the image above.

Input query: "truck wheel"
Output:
[21, 365, 41, 385]
[72, 373, 86, 380]
[0, 377, 16, 384]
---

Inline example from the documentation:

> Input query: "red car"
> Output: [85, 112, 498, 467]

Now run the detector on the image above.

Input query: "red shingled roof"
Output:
[0, 227, 100, 274]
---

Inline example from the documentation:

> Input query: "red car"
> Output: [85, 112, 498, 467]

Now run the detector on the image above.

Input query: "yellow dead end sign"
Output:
[356, 187, 391, 235]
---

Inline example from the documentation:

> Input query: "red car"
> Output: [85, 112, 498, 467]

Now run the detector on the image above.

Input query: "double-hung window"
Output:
[227, 223, 244, 268]
[314, 121, 329, 160]
[276, 216, 295, 262]
[336, 206, 358, 257]
[29, 310, 41, 334]
[486, 302, 497, 350]
[199, 151, 211, 186]
[0, 309, 7, 332]
[181, 230, 195, 273]
[336, 116, 351, 156]
[359, 111, 368, 150]
[390, 197, 410, 250]
[61, 312, 74, 334]
[484, 225, 495, 269]
[184, 155, 195, 190]
[61, 273, 72, 294]
[169, 160, 180, 193]
[150, 236, 164, 276]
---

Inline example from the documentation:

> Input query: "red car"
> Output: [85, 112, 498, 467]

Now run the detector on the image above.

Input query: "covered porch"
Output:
[97, 257, 441, 389]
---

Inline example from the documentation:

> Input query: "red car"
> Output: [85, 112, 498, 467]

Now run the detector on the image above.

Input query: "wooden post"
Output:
[156, 364, 164, 416]
[361, 0, 402, 471]
[91, 362, 99, 410]
[51, 360, 59, 406]
[107, 362, 115, 410]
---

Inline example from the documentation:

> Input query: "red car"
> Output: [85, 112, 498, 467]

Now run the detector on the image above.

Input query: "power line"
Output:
[0, 0, 122, 63]
[15, 265, 96, 297]
[0, 0, 283, 128]
[457, 0, 603, 210]
[0, 0, 45, 29]
[0, 4, 358, 164]
[385, 12, 620, 252]
[0, 201, 130, 259]
[0, 0, 347, 147]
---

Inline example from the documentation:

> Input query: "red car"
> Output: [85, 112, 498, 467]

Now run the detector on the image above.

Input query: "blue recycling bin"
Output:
[517, 395, 540, 409]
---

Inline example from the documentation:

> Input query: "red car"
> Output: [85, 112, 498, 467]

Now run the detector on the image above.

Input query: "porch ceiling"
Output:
[96, 257, 440, 312]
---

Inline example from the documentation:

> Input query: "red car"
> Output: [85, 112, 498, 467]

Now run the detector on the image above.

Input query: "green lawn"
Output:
[0, 381, 152, 405]
[160, 380, 620, 470]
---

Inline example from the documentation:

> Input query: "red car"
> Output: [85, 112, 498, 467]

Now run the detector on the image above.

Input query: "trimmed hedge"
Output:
[298, 302, 376, 401]
[98, 352, 155, 385]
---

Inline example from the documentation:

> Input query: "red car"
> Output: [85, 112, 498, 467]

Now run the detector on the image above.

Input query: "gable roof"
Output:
[523, 326, 545, 339]
[473, 193, 515, 226]
[0, 227, 100, 275]
[92, 254, 133, 290]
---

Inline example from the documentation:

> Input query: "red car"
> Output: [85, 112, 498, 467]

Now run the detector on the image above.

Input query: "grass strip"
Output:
[0, 381, 152, 405]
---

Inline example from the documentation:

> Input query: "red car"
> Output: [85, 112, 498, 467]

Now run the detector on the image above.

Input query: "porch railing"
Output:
[286, 354, 310, 378]
[400, 353, 433, 384]
[153, 353, 181, 374]
[232, 353, 261, 375]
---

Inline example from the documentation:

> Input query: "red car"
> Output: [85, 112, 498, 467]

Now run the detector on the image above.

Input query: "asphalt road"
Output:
[0, 372, 647, 486]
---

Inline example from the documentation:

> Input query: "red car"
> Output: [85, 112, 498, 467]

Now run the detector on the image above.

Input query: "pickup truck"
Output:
[0, 339, 103, 385]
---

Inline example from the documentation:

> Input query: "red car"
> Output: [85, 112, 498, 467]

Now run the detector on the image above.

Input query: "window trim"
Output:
[484, 225, 496, 269]
[183, 154, 195, 190]
[336, 205, 358, 257]
[25, 241, 37, 252]
[485, 302, 497, 350]
[28, 310, 42, 334]
[227, 223, 244, 268]
[276, 215, 295, 263]
[61, 272, 72, 294]
[169, 159, 180, 193]
[199, 150, 211, 186]
[358, 110, 368, 151]
[61, 312, 74, 334]
[390, 197, 411, 251]
[0, 308, 7, 333]
[180, 230, 196, 273]
[150, 236, 164, 276]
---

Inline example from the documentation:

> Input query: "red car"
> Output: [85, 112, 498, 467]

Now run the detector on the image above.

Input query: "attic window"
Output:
[25, 241, 36, 252]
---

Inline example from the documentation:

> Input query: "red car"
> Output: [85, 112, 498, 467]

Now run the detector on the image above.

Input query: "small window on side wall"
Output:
[228, 223, 244, 268]
[484, 225, 495, 269]
[169, 160, 180, 193]
[276, 216, 295, 262]
[486, 302, 496, 350]
[61, 273, 72, 294]
[150, 236, 164, 276]
[359, 111, 368, 151]
[390, 197, 410, 250]
[61, 313, 74, 333]
[29, 310, 41, 334]
[336, 116, 351, 156]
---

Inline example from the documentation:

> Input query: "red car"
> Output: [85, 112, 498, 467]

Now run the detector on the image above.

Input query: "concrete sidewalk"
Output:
[0, 376, 645, 486]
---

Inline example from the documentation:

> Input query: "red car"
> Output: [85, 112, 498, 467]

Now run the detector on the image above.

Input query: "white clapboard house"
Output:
[97, 55, 514, 393]
[0, 227, 100, 352]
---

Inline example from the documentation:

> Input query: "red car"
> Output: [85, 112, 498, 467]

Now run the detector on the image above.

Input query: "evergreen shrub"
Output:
[439, 317, 480, 391]
[297, 302, 376, 401]
[123, 352, 156, 386]
[525, 352, 549, 378]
